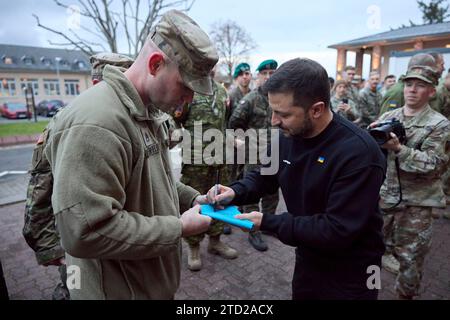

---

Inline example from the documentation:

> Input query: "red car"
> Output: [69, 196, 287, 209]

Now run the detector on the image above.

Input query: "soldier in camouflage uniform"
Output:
[226, 63, 252, 211]
[22, 52, 134, 300]
[181, 78, 238, 271]
[376, 66, 450, 299]
[228, 62, 252, 120]
[343, 66, 361, 105]
[228, 59, 280, 252]
[358, 71, 382, 127]
[330, 80, 360, 121]
[379, 52, 445, 116]
[437, 72, 450, 215]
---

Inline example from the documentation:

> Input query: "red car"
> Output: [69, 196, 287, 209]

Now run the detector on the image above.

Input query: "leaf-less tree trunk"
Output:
[33, 0, 196, 58]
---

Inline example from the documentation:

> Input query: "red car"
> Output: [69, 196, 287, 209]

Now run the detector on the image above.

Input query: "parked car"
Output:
[0, 102, 32, 119]
[36, 100, 65, 117]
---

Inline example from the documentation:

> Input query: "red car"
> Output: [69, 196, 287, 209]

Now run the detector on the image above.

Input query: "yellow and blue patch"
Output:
[317, 156, 325, 164]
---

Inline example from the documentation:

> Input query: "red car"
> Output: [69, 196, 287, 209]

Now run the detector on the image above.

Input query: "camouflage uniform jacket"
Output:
[227, 86, 246, 124]
[182, 81, 228, 166]
[228, 87, 271, 130]
[330, 95, 360, 121]
[228, 87, 272, 164]
[359, 87, 382, 126]
[23, 117, 65, 265]
[347, 85, 361, 105]
[379, 76, 443, 116]
[435, 84, 450, 119]
[379, 105, 450, 208]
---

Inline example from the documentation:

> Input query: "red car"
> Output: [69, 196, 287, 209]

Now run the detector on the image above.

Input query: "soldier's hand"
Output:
[381, 132, 402, 153]
[180, 205, 212, 237]
[192, 194, 208, 206]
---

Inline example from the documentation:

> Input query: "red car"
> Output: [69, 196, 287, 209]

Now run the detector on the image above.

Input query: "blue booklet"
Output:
[200, 204, 254, 230]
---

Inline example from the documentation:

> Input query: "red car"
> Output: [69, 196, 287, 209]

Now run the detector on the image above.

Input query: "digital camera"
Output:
[369, 118, 406, 146]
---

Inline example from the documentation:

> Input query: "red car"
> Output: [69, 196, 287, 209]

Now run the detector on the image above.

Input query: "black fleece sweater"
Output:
[230, 114, 386, 274]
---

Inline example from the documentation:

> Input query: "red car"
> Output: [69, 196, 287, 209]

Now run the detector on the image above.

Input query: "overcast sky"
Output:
[0, 0, 427, 77]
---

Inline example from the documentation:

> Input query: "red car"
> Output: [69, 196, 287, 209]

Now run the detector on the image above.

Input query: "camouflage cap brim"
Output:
[180, 69, 213, 96]
[402, 74, 434, 85]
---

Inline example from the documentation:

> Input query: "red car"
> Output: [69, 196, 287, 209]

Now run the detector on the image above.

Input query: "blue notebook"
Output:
[200, 205, 254, 230]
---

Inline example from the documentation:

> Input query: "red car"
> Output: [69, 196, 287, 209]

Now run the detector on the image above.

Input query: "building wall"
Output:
[380, 38, 450, 79]
[0, 71, 91, 106]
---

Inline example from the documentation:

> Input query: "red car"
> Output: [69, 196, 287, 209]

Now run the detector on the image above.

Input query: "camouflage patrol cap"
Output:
[403, 67, 439, 86]
[150, 10, 219, 96]
[407, 53, 436, 70]
[90, 53, 134, 79]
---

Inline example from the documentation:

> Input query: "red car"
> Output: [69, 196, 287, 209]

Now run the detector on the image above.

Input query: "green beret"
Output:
[233, 63, 251, 79]
[256, 59, 278, 72]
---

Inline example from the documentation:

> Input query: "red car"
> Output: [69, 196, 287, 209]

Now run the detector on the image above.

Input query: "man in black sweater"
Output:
[207, 58, 386, 300]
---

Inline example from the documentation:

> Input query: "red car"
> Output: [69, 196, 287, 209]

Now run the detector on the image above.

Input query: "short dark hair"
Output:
[263, 58, 330, 109]
[345, 66, 356, 72]
[384, 74, 396, 81]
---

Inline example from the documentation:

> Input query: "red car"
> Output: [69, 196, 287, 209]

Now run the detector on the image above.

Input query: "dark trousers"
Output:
[292, 255, 379, 300]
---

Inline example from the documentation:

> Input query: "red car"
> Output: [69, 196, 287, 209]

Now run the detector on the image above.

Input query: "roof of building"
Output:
[0, 44, 90, 74]
[329, 21, 450, 49]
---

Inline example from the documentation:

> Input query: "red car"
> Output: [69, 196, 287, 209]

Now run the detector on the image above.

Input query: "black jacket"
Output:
[230, 114, 386, 276]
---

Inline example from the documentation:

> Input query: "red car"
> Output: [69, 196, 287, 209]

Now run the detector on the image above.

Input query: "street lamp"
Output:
[55, 57, 61, 95]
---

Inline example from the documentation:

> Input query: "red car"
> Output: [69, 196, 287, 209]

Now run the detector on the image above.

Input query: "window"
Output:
[21, 79, 39, 96]
[0, 78, 17, 97]
[59, 59, 70, 68]
[64, 80, 80, 96]
[44, 79, 61, 95]
[41, 57, 52, 67]
[22, 56, 34, 65]
[2, 56, 14, 65]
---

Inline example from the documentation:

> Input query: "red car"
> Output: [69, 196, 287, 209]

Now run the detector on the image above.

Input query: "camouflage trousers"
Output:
[382, 206, 433, 298]
[52, 264, 70, 300]
[181, 165, 230, 246]
[243, 164, 279, 215]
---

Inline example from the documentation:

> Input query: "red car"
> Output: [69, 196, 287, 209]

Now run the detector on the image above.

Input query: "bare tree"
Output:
[209, 20, 257, 81]
[33, 0, 195, 57]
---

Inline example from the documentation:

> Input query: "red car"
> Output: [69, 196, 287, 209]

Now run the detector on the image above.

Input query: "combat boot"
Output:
[208, 235, 238, 259]
[187, 244, 202, 271]
[382, 254, 400, 274]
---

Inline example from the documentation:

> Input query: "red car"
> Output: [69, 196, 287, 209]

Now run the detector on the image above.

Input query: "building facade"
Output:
[329, 22, 450, 80]
[0, 44, 91, 107]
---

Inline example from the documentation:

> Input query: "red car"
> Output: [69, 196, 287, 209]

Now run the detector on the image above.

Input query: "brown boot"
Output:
[187, 244, 202, 271]
[208, 235, 238, 259]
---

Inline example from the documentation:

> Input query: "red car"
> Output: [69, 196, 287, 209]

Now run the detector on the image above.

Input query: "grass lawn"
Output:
[0, 121, 49, 138]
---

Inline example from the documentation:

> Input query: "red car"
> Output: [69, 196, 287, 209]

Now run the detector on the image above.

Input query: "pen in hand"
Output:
[213, 169, 221, 211]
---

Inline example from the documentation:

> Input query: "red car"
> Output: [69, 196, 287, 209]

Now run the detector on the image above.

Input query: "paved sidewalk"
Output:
[1, 200, 449, 300]
[0, 134, 40, 148]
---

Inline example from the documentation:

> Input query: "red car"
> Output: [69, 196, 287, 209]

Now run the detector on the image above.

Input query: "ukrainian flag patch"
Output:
[317, 156, 325, 164]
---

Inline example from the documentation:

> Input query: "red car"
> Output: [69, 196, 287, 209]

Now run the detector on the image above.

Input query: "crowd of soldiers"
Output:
[18, 44, 450, 300]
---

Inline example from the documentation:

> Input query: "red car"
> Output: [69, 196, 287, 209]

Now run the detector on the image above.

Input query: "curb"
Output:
[0, 134, 40, 147]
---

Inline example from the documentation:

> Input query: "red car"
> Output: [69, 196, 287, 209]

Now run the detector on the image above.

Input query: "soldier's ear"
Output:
[148, 53, 165, 76]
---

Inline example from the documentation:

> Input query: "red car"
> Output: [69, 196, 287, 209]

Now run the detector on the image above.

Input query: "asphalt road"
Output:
[0, 145, 33, 183]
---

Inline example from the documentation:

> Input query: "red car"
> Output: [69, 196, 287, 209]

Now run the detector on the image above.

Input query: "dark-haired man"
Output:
[209, 58, 387, 300]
